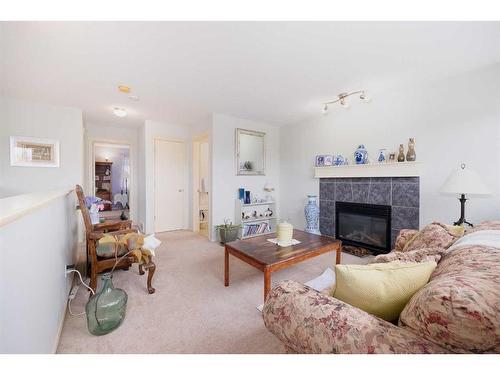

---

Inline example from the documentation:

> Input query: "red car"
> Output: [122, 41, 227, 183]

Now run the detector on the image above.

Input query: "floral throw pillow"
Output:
[371, 247, 446, 265]
[394, 229, 419, 252]
[402, 222, 464, 252]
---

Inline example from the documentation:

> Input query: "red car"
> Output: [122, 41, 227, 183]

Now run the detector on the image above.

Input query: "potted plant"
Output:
[215, 219, 241, 244]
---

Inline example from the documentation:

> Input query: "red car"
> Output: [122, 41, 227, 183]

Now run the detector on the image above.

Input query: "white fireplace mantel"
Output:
[314, 162, 422, 178]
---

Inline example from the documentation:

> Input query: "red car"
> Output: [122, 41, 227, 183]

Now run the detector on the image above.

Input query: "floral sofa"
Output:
[262, 221, 500, 354]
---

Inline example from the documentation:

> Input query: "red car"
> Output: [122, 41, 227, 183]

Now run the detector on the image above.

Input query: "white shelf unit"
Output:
[235, 200, 277, 239]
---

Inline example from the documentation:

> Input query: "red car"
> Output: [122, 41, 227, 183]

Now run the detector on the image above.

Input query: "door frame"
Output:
[85, 137, 136, 222]
[192, 132, 211, 239]
[153, 137, 188, 233]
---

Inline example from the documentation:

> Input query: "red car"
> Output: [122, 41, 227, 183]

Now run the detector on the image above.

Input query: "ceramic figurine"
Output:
[397, 144, 405, 162]
[406, 138, 416, 161]
[378, 149, 387, 163]
[264, 208, 273, 217]
[304, 195, 321, 235]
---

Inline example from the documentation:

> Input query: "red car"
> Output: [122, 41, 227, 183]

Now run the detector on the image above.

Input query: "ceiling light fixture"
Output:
[321, 90, 370, 113]
[113, 107, 127, 118]
[118, 85, 131, 94]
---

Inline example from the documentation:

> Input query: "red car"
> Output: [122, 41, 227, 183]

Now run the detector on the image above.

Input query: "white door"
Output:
[154, 139, 186, 232]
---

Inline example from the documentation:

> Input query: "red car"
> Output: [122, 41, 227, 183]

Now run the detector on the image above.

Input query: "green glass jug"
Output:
[86, 273, 127, 336]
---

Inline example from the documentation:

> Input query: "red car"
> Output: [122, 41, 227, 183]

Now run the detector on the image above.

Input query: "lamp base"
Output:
[453, 194, 474, 227]
[453, 218, 473, 227]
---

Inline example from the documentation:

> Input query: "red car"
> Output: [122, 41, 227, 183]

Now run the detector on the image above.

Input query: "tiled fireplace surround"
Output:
[319, 177, 420, 248]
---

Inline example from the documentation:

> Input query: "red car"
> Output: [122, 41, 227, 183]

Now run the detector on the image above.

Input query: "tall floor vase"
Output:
[304, 195, 321, 235]
[86, 273, 127, 336]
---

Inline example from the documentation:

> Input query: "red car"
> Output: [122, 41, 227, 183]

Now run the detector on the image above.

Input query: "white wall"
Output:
[84, 123, 139, 222]
[211, 113, 280, 238]
[143, 120, 192, 234]
[0, 97, 84, 352]
[280, 64, 500, 229]
[0, 97, 83, 198]
[0, 190, 79, 353]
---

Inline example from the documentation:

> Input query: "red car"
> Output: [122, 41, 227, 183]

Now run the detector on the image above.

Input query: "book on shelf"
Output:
[242, 221, 271, 237]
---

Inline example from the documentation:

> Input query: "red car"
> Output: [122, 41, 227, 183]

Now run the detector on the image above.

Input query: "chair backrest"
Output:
[75, 184, 93, 236]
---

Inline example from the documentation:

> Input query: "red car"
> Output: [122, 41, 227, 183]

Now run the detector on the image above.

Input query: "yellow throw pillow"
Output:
[333, 261, 437, 321]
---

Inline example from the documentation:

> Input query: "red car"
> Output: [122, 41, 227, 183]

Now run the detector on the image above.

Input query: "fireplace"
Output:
[335, 201, 392, 254]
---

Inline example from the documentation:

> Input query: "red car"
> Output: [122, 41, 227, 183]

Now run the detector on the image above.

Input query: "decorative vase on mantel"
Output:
[397, 144, 406, 162]
[406, 138, 416, 161]
[304, 195, 321, 235]
[354, 145, 369, 165]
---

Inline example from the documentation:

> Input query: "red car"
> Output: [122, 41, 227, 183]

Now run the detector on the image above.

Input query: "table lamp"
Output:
[440, 163, 490, 227]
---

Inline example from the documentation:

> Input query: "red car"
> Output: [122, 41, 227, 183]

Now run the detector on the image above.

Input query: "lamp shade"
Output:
[440, 164, 491, 196]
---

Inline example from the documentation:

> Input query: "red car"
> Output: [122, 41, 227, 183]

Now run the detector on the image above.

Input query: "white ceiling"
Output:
[1, 22, 499, 127]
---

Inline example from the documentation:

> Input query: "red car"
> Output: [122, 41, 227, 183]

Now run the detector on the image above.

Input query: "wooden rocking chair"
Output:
[75, 185, 156, 294]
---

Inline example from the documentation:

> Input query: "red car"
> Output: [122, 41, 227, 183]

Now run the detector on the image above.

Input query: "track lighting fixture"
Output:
[321, 90, 370, 113]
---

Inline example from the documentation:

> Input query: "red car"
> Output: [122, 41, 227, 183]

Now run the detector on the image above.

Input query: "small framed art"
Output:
[10, 136, 60, 167]
[315, 155, 333, 167]
[315, 155, 325, 166]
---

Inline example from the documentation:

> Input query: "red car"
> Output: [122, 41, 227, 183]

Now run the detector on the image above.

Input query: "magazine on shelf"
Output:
[242, 221, 271, 237]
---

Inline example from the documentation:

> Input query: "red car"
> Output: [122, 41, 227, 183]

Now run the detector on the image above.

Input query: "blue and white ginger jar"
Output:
[354, 145, 368, 164]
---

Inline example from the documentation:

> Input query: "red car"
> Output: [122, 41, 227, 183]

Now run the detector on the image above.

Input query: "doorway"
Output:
[92, 142, 131, 221]
[154, 138, 186, 232]
[192, 135, 210, 239]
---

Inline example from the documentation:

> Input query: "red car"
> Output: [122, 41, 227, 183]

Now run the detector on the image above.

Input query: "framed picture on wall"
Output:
[10, 136, 60, 167]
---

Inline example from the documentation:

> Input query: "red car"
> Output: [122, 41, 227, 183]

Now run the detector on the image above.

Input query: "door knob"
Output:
[178, 189, 184, 192]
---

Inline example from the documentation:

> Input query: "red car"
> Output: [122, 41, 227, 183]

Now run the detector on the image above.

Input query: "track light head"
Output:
[360, 92, 371, 103]
[340, 98, 350, 109]
[321, 104, 329, 114]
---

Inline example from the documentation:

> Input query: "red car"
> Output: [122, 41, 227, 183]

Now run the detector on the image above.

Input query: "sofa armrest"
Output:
[262, 280, 448, 354]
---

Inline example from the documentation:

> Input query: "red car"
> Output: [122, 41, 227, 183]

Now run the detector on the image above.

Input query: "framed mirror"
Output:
[235, 128, 266, 175]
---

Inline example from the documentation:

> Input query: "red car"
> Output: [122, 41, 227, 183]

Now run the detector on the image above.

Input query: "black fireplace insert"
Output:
[335, 201, 392, 254]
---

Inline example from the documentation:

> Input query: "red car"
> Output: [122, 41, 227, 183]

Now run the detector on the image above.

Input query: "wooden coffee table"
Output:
[224, 229, 342, 301]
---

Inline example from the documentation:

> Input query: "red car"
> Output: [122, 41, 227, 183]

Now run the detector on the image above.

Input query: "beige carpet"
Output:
[57, 231, 371, 354]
